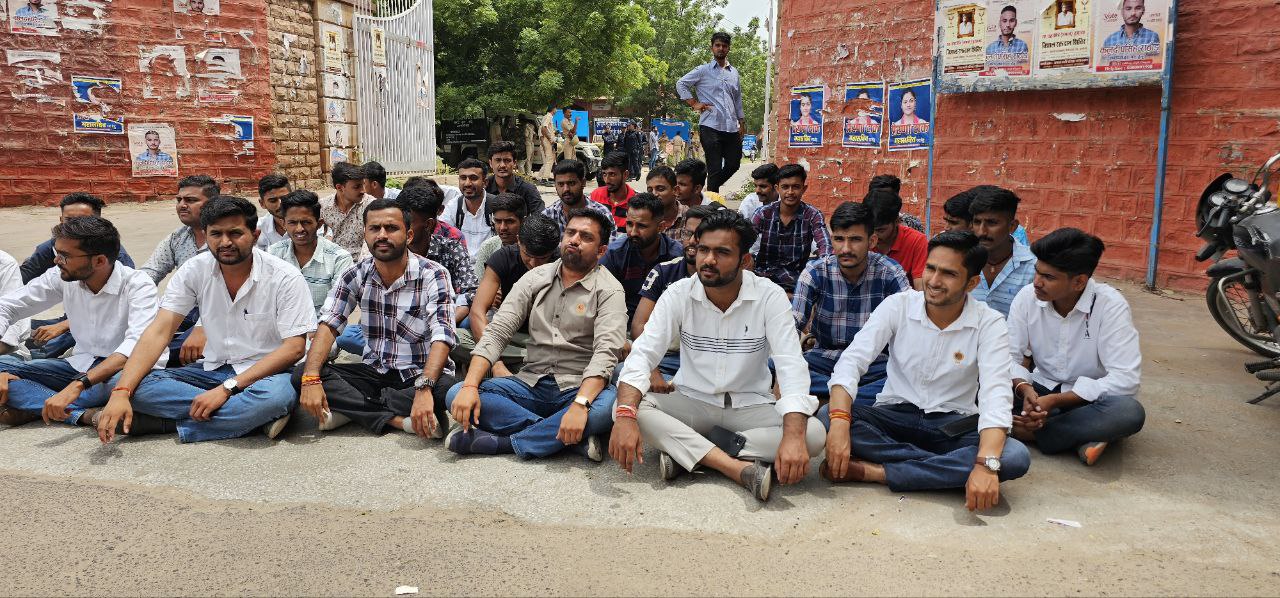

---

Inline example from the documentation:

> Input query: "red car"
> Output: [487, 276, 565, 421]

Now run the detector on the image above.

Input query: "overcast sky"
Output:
[719, 0, 770, 35]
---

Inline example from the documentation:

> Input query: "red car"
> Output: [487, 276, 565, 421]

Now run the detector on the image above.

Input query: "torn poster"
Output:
[322, 73, 351, 99]
[138, 45, 190, 76]
[841, 81, 884, 149]
[196, 48, 242, 86]
[9, 0, 59, 36]
[128, 123, 179, 177]
[371, 26, 387, 67]
[60, 0, 110, 33]
[71, 74, 120, 104]
[204, 30, 224, 43]
[73, 113, 124, 134]
[198, 90, 238, 103]
[209, 114, 253, 140]
[173, 0, 218, 15]
[6, 50, 64, 95]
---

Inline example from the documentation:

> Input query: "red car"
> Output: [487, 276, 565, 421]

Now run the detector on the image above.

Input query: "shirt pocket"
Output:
[395, 307, 430, 344]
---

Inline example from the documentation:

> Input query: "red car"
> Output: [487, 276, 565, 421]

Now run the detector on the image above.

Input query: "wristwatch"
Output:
[976, 455, 1002, 473]
[414, 375, 435, 391]
[573, 395, 591, 410]
[222, 378, 242, 395]
[72, 372, 93, 388]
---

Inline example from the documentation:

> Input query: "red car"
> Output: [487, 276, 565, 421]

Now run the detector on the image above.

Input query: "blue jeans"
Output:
[130, 363, 296, 443]
[649, 148, 659, 169]
[807, 349, 886, 400]
[445, 375, 615, 459]
[849, 403, 1031, 492]
[27, 317, 75, 360]
[0, 356, 110, 424]
[335, 324, 366, 356]
[657, 352, 680, 379]
[1019, 383, 1146, 454]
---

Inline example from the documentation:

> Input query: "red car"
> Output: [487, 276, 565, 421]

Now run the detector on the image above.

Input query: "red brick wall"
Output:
[0, 0, 276, 207]
[773, 0, 1280, 291]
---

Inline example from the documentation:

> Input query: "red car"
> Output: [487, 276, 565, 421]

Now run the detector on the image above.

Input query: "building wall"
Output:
[267, 0, 324, 189]
[772, 0, 1280, 291]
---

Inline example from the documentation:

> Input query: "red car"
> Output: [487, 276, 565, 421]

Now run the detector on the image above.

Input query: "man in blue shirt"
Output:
[985, 5, 1029, 55]
[601, 193, 683, 326]
[677, 31, 744, 193]
[970, 186, 1036, 317]
[1101, 0, 1160, 49]
[942, 186, 1029, 244]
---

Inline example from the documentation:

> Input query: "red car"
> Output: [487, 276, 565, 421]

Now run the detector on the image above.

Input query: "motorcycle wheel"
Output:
[1206, 276, 1280, 357]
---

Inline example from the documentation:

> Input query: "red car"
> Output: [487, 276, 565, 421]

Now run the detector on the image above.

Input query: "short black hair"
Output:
[928, 230, 987, 279]
[199, 195, 258, 231]
[1031, 227, 1106, 277]
[751, 163, 780, 184]
[519, 214, 561, 256]
[869, 174, 901, 193]
[864, 187, 903, 228]
[489, 192, 527, 218]
[1001, 4, 1017, 15]
[711, 31, 731, 46]
[601, 151, 629, 173]
[943, 189, 976, 222]
[257, 173, 290, 198]
[177, 174, 220, 199]
[567, 207, 614, 240]
[829, 201, 875, 236]
[685, 203, 725, 223]
[777, 163, 807, 184]
[279, 189, 321, 220]
[331, 162, 365, 186]
[402, 175, 430, 190]
[363, 197, 411, 228]
[552, 159, 586, 181]
[646, 165, 677, 187]
[487, 140, 516, 159]
[628, 192, 665, 220]
[396, 185, 443, 220]
[694, 210, 756, 255]
[968, 185, 1021, 219]
[361, 161, 387, 187]
[60, 192, 105, 215]
[457, 157, 488, 176]
[53, 215, 120, 260]
[674, 158, 707, 187]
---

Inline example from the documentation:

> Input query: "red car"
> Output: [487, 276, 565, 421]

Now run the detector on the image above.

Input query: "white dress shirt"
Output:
[160, 249, 316, 373]
[830, 290, 1014, 432]
[0, 264, 161, 372]
[441, 191, 494, 257]
[1007, 280, 1141, 401]
[0, 250, 31, 355]
[619, 270, 818, 417]
[255, 216, 288, 250]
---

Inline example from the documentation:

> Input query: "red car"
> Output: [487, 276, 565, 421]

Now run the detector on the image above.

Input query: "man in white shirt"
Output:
[0, 217, 158, 427]
[362, 161, 400, 200]
[254, 173, 291, 250]
[824, 230, 1030, 511]
[611, 211, 825, 502]
[738, 163, 779, 220]
[1008, 228, 1144, 466]
[0, 250, 29, 358]
[440, 158, 495, 257]
[94, 196, 316, 443]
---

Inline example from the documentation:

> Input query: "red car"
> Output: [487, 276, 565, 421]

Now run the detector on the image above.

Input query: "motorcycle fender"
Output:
[1206, 257, 1248, 278]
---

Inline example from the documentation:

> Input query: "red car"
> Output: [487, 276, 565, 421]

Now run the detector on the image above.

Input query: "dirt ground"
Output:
[0, 198, 1278, 597]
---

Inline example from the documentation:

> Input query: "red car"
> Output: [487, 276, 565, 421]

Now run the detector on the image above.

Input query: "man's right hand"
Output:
[450, 385, 482, 432]
[0, 372, 17, 405]
[693, 102, 712, 113]
[300, 383, 329, 424]
[32, 320, 70, 343]
[825, 419, 852, 479]
[96, 393, 133, 444]
[180, 326, 207, 365]
[608, 417, 644, 473]
[649, 369, 675, 395]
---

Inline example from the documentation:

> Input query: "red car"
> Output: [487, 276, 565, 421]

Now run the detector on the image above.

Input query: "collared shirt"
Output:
[435, 220, 467, 249]
[792, 253, 910, 360]
[1102, 25, 1161, 48]
[676, 60, 744, 133]
[160, 250, 316, 373]
[0, 250, 31, 354]
[320, 194, 373, 258]
[540, 198, 615, 235]
[972, 241, 1037, 317]
[880, 224, 928, 282]
[751, 201, 833, 287]
[320, 253, 457, 379]
[485, 174, 546, 215]
[986, 36, 1029, 54]
[0, 264, 159, 372]
[383, 187, 401, 199]
[472, 235, 506, 280]
[619, 270, 817, 417]
[357, 234, 478, 306]
[830, 291, 1014, 432]
[255, 216, 288, 250]
[140, 225, 206, 284]
[601, 233, 684, 320]
[21, 239, 135, 284]
[590, 184, 636, 231]
[661, 202, 691, 245]
[738, 193, 772, 220]
[1008, 280, 1141, 402]
[474, 261, 627, 390]
[267, 236, 354, 316]
[442, 191, 495, 257]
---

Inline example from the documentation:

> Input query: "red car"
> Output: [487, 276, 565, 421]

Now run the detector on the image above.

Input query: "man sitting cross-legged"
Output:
[0, 217, 159, 428]
[611, 211, 825, 502]
[1008, 228, 1145, 466]
[822, 230, 1030, 512]
[445, 208, 626, 461]
[94, 196, 316, 443]
[292, 195, 458, 438]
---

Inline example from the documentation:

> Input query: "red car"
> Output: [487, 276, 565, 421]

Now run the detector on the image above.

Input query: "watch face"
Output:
[985, 457, 1001, 471]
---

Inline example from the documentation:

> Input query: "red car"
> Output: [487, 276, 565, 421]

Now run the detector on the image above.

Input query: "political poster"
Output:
[321, 25, 345, 73]
[787, 84, 825, 148]
[173, 0, 219, 15]
[940, 2, 986, 75]
[128, 123, 179, 177]
[73, 114, 124, 135]
[842, 81, 884, 149]
[1094, 0, 1167, 73]
[886, 79, 932, 152]
[650, 119, 690, 143]
[1038, 0, 1091, 70]
[981, 0, 1034, 76]
[371, 26, 388, 67]
[593, 117, 629, 140]
[71, 75, 120, 104]
[9, 0, 58, 36]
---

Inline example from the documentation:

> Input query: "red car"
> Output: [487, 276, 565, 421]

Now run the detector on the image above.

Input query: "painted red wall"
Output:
[772, 0, 1280, 291]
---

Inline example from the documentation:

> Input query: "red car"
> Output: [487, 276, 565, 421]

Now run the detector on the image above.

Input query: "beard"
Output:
[214, 246, 250, 266]
[371, 240, 407, 262]
[699, 265, 739, 288]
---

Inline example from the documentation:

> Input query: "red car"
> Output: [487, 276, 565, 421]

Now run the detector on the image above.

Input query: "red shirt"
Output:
[886, 224, 928, 281]
[591, 184, 635, 230]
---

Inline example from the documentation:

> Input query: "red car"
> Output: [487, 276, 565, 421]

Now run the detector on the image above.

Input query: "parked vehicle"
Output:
[438, 115, 600, 180]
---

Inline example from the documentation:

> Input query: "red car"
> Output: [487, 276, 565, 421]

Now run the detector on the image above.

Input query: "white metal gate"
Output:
[352, 0, 436, 175]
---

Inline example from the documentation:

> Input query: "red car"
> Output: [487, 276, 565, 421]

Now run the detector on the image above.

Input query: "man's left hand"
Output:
[32, 320, 71, 343]
[189, 386, 231, 421]
[775, 434, 810, 485]
[965, 466, 1000, 512]
[42, 385, 79, 424]
[409, 387, 437, 438]
[556, 402, 588, 446]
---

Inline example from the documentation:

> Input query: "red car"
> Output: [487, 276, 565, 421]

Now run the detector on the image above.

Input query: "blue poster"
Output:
[227, 115, 254, 140]
[73, 114, 125, 135]
[842, 81, 884, 149]
[552, 109, 590, 140]
[886, 78, 932, 151]
[593, 117, 630, 139]
[71, 75, 121, 104]
[742, 134, 757, 152]
[788, 84, 825, 148]
[650, 119, 691, 142]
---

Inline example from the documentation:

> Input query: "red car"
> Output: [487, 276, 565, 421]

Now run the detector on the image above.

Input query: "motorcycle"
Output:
[1194, 151, 1280, 402]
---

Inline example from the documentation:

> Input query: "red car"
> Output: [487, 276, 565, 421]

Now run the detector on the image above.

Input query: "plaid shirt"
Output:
[792, 253, 910, 360]
[1102, 26, 1161, 48]
[986, 36, 1029, 54]
[320, 253, 457, 379]
[358, 233, 478, 307]
[541, 199, 614, 234]
[751, 201, 832, 288]
[971, 240, 1037, 317]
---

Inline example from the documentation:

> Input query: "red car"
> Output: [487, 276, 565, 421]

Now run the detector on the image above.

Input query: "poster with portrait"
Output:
[981, 0, 1034, 76]
[1038, 0, 1091, 70]
[128, 123, 179, 177]
[940, 2, 986, 75]
[370, 26, 388, 67]
[173, 0, 219, 15]
[9, 0, 58, 36]
[1093, 0, 1166, 73]
[321, 24, 345, 73]
[787, 84, 825, 148]
[886, 79, 932, 152]
[841, 81, 884, 149]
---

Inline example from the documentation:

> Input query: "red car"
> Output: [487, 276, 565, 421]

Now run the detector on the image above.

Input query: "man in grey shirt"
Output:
[677, 31, 744, 193]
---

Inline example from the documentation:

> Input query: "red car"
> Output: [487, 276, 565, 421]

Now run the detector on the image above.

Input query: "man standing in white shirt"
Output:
[94, 196, 316, 443]
[1008, 228, 1144, 466]
[441, 158, 495, 257]
[0, 217, 158, 427]
[824, 230, 1030, 511]
[611, 211, 825, 502]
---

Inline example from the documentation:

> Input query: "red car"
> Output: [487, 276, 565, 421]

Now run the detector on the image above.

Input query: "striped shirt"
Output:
[267, 236, 354, 316]
[792, 253, 910, 360]
[971, 241, 1037, 317]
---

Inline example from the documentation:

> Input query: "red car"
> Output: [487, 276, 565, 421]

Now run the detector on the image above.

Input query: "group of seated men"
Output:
[0, 152, 1145, 508]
